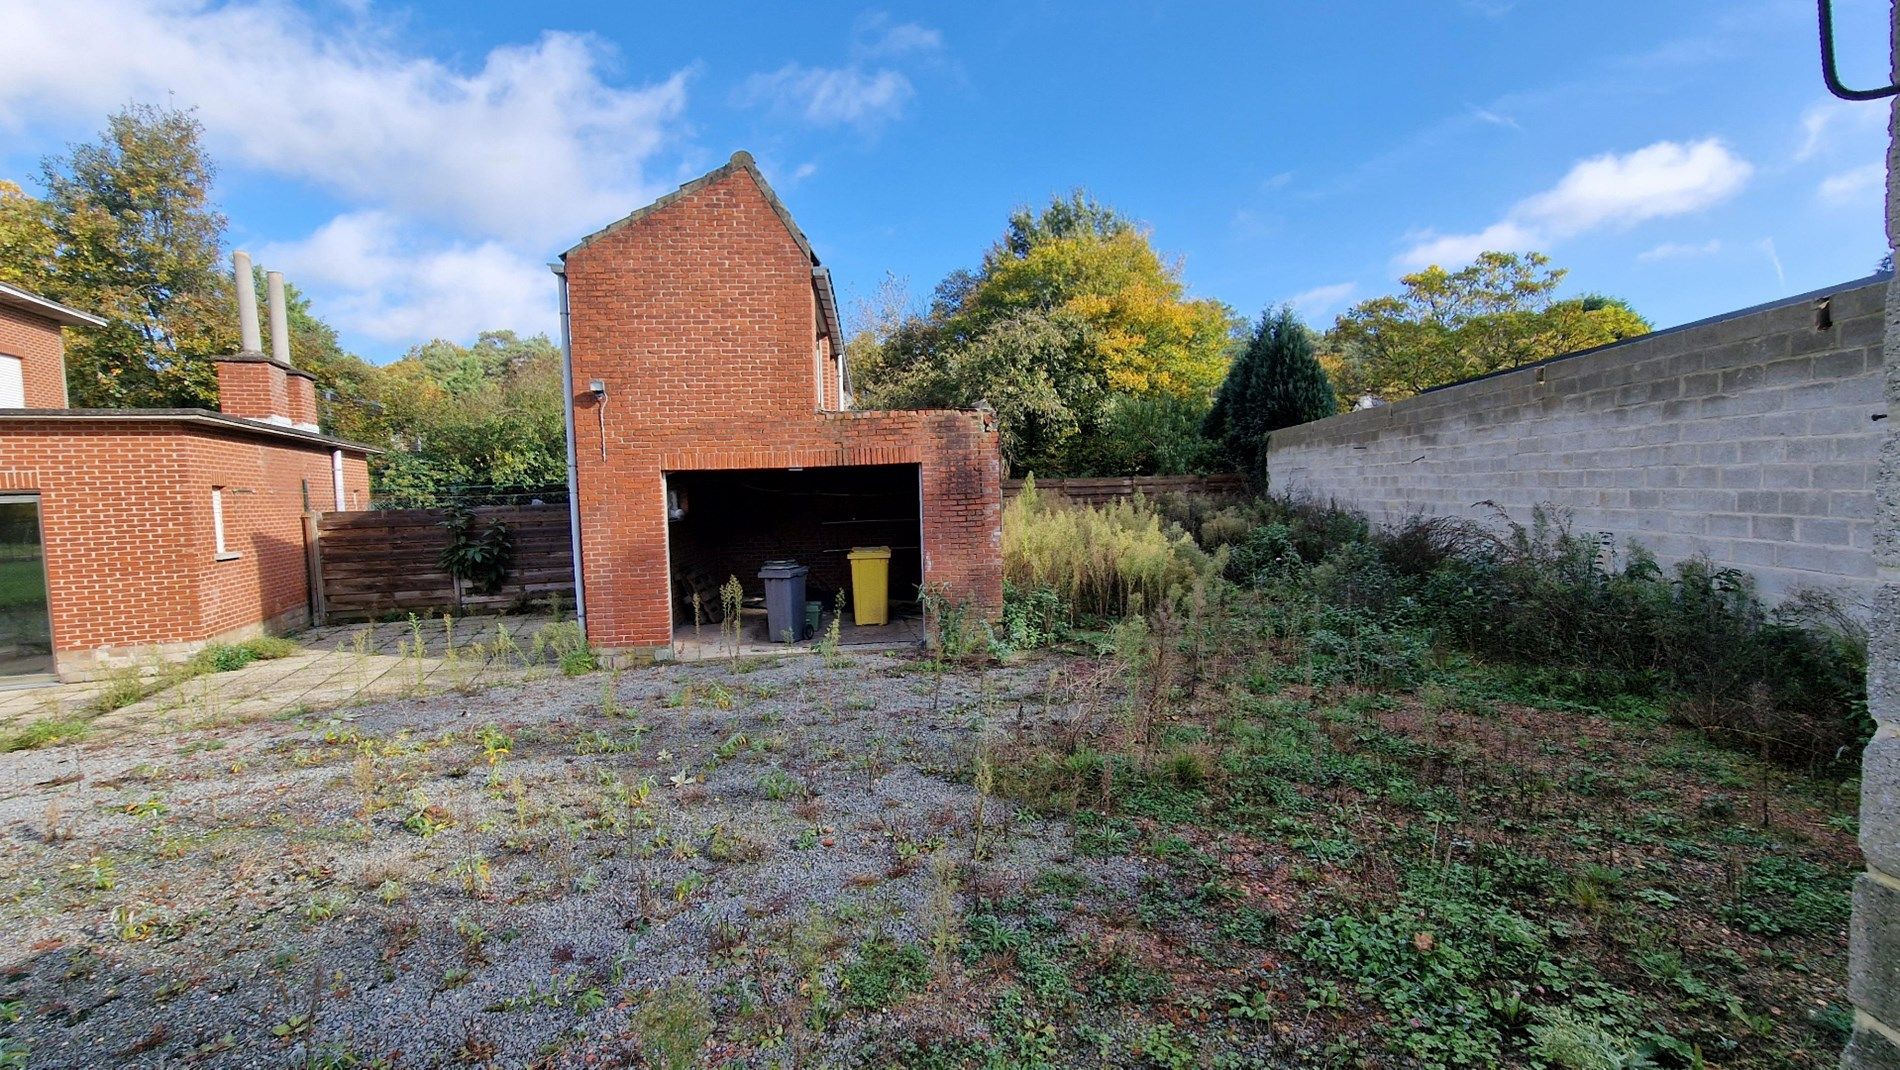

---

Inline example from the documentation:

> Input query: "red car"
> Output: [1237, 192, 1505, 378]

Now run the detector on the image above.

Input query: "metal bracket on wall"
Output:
[1819, 0, 1900, 101]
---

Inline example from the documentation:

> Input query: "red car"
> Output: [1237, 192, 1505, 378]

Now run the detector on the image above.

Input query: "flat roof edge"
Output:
[0, 408, 380, 453]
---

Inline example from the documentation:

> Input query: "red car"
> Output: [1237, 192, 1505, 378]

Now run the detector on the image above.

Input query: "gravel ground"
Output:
[0, 650, 1133, 1068]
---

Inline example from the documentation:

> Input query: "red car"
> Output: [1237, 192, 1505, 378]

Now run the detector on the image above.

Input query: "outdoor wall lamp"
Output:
[587, 381, 607, 459]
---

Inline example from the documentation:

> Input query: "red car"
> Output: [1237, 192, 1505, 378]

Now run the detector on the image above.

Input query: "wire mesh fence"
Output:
[367, 484, 570, 511]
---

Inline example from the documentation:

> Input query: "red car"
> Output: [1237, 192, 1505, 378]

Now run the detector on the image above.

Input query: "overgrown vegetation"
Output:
[1000, 477, 1216, 622]
[972, 491, 1862, 1068]
[1004, 488, 1867, 772]
[1183, 495, 1869, 770]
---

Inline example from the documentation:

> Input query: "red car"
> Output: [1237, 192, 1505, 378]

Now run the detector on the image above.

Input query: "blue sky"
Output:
[0, 0, 1891, 361]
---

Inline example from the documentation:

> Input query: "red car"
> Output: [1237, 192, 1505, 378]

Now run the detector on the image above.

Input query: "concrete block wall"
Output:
[1844, 12, 1899, 1064]
[1266, 275, 1890, 614]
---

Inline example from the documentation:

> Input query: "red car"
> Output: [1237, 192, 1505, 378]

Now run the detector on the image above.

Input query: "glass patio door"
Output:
[0, 495, 54, 680]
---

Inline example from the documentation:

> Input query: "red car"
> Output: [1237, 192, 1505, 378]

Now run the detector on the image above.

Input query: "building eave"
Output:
[0, 282, 105, 328]
[0, 408, 381, 454]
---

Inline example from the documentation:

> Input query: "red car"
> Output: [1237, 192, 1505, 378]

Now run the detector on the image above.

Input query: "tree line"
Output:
[0, 103, 1655, 499]
[847, 196, 1652, 479]
[0, 105, 562, 506]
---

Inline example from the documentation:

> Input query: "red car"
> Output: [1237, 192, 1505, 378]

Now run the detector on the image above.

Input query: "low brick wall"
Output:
[1266, 275, 1889, 614]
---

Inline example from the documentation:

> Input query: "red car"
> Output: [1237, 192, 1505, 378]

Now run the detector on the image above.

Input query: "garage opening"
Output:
[665, 464, 923, 647]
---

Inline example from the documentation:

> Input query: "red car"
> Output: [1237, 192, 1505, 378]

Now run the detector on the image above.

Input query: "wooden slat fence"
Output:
[1002, 473, 1250, 506]
[311, 504, 574, 622]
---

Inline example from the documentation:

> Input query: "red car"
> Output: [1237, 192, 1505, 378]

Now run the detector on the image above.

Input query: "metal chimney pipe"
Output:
[267, 271, 290, 364]
[233, 251, 263, 353]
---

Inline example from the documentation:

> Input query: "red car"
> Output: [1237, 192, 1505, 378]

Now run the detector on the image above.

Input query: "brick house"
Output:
[0, 272, 373, 684]
[556, 152, 1003, 654]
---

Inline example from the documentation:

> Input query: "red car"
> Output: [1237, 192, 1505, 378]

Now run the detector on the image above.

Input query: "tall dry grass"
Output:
[1002, 477, 1218, 621]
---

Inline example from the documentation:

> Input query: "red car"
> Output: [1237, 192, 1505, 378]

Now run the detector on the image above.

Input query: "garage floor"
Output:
[669, 602, 924, 661]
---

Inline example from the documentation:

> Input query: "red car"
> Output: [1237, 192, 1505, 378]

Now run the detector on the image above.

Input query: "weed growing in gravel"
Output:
[1, 715, 90, 752]
[110, 902, 156, 942]
[926, 852, 963, 963]
[757, 768, 801, 801]
[401, 790, 454, 837]
[599, 668, 624, 717]
[634, 981, 713, 1070]
[449, 855, 492, 898]
[473, 725, 512, 764]
[73, 854, 116, 890]
[843, 936, 931, 1011]
[301, 893, 343, 923]
[41, 796, 70, 842]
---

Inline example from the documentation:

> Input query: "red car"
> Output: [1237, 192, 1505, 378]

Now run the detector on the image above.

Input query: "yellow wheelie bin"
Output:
[846, 546, 891, 626]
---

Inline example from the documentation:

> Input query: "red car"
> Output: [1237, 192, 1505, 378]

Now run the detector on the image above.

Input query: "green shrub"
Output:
[999, 580, 1067, 650]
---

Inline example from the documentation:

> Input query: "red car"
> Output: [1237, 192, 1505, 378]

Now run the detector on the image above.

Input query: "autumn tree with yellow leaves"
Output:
[848, 192, 1240, 476]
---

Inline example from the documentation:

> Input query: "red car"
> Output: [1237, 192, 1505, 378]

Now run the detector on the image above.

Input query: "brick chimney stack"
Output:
[215, 252, 319, 432]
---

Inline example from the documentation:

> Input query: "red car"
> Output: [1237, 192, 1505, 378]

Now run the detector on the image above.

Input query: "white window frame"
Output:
[0, 355, 24, 408]
[212, 487, 239, 560]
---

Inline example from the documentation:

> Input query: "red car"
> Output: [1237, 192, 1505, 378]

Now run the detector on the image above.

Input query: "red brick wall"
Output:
[287, 371, 319, 428]
[819, 336, 841, 411]
[216, 359, 289, 424]
[564, 162, 1003, 649]
[0, 305, 70, 408]
[0, 419, 370, 672]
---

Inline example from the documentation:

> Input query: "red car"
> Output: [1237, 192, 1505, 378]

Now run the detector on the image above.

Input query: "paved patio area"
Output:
[0, 614, 576, 740]
[0, 606, 937, 743]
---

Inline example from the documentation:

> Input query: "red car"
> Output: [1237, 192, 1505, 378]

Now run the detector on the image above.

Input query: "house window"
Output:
[0, 355, 23, 408]
[212, 487, 239, 560]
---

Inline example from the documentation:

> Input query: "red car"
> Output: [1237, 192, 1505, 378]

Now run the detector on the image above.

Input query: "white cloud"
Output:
[792, 162, 820, 182]
[1397, 138, 1751, 268]
[0, 0, 690, 248]
[1818, 162, 1884, 205]
[735, 15, 942, 131]
[736, 65, 914, 129]
[1469, 106, 1521, 130]
[856, 15, 943, 58]
[1637, 239, 1723, 261]
[1287, 282, 1358, 319]
[260, 213, 555, 347]
[1796, 99, 1886, 162]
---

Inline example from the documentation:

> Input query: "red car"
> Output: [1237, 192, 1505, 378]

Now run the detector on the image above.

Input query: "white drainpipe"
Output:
[553, 263, 586, 626]
[331, 449, 345, 510]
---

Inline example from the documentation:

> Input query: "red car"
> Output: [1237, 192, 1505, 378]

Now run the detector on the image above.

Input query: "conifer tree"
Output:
[1204, 307, 1336, 475]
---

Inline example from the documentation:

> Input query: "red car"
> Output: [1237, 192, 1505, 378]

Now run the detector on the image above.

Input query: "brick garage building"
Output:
[0, 275, 372, 683]
[557, 152, 1003, 654]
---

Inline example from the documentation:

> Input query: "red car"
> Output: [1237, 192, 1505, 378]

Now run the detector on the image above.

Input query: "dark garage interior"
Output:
[665, 464, 923, 637]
